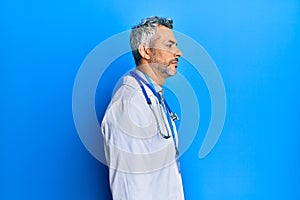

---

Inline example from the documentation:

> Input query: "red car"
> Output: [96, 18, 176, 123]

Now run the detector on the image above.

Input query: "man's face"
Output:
[149, 25, 182, 78]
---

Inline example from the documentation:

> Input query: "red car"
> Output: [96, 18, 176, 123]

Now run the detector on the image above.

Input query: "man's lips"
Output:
[169, 58, 179, 66]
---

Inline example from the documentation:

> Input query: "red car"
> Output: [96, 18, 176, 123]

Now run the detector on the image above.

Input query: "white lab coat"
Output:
[101, 70, 185, 200]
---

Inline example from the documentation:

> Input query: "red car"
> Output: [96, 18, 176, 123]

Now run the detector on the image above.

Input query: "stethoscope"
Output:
[130, 71, 179, 140]
[130, 70, 181, 172]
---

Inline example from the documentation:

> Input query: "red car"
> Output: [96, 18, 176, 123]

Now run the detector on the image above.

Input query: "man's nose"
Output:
[175, 46, 182, 58]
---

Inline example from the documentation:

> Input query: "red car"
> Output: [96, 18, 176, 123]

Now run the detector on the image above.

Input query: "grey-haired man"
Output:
[101, 16, 184, 200]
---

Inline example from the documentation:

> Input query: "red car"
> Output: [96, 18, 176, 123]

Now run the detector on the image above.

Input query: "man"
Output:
[101, 16, 184, 200]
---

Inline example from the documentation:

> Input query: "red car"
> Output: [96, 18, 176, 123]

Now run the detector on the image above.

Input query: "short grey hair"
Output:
[130, 16, 173, 65]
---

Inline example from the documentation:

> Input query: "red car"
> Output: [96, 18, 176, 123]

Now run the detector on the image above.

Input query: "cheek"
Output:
[158, 50, 173, 60]
[152, 49, 173, 63]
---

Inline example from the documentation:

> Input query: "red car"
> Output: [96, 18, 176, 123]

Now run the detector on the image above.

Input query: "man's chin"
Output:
[166, 66, 177, 76]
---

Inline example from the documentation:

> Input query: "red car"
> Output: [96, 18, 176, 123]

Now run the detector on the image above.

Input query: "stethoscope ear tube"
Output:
[130, 71, 179, 139]
[130, 71, 178, 118]
[130, 71, 152, 105]
[130, 70, 181, 173]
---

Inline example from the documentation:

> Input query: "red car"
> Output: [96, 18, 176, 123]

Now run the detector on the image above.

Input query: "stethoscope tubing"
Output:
[130, 71, 178, 140]
[130, 70, 181, 173]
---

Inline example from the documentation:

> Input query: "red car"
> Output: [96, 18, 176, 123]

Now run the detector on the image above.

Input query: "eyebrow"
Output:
[166, 40, 177, 46]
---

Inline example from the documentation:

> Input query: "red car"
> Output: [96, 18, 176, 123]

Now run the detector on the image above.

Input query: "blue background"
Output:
[1, 0, 299, 199]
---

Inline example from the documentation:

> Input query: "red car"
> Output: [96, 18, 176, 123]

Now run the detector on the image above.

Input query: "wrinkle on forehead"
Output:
[155, 26, 177, 44]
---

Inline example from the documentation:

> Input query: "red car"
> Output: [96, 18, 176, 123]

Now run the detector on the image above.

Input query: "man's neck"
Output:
[136, 64, 165, 86]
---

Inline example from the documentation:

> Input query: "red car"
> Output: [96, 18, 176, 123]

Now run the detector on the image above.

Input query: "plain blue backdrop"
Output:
[1, 0, 299, 199]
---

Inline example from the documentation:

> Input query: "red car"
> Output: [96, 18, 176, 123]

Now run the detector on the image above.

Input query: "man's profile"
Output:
[101, 16, 185, 200]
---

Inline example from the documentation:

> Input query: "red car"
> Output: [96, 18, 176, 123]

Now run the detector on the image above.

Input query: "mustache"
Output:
[168, 58, 179, 65]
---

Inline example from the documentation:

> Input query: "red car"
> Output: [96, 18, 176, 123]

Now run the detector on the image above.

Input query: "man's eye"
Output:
[166, 44, 172, 48]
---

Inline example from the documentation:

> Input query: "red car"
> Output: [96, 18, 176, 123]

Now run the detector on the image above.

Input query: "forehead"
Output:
[155, 25, 176, 43]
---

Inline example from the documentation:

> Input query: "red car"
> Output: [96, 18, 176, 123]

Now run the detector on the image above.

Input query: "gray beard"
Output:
[150, 57, 177, 77]
[157, 64, 177, 77]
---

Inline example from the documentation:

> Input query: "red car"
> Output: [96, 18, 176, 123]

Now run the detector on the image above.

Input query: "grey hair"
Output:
[130, 16, 173, 65]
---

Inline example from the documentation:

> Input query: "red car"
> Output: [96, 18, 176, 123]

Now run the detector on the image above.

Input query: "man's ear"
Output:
[138, 44, 151, 60]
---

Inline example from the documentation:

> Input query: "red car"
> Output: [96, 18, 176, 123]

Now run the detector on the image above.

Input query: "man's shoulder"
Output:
[101, 73, 149, 125]
[123, 74, 140, 89]
[112, 74, 140, 100]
